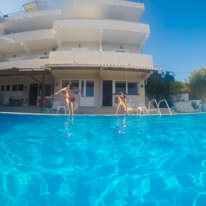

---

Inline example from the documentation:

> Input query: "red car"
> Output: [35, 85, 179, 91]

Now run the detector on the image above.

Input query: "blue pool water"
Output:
[0, 113, 206, 206]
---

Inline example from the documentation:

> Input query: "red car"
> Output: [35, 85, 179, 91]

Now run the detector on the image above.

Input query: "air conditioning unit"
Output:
[113, 49, 128, 53]
[72, 47, 88, 51]
[39, 55, 49, 59]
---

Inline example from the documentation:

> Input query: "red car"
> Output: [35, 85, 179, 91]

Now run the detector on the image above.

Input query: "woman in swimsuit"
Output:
[115, 91, 127, 115]
[55, 83, 84, 115]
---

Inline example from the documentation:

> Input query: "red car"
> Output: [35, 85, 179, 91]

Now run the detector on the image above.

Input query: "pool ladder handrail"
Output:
[158, 99, 172, 116]
[148, 99, 161, 116]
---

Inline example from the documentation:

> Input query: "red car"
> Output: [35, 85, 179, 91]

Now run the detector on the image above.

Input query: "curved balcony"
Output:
[54, 19, 149, 46]
[0, 29, 57, 53]
[0, 10, 62, 33]
[0, 50, 158, 73]
[62, 0, 144, 22]
[0, 58, 49, 70]
[49, 50, 154, 69]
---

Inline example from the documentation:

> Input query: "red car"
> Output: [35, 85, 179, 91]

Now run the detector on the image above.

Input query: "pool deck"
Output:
[1, 110, 204, 116]
[1, 105, 205, 116]
[1, 111, 206, 117]
[0, 105, 177, 116]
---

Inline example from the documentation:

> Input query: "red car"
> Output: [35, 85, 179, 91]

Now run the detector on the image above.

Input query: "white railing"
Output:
[49, 50, 154, 67]
[148, 99, 161, 116]
[0, 59, 49, 69]
[158, 99, 172, 116]
[148, 99, 172, 117]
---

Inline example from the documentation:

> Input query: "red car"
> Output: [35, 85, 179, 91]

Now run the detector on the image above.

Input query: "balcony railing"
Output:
[49, 50, 153, 67]
[1, 0, 144, 18]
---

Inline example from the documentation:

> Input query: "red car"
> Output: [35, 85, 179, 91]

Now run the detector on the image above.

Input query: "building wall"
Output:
[174, 100, 202, 113]
[52, 70, 146, 108]
[103, 43, 142, 53]
[2, 50, 50, 62]
[58, 42, 142, 53]
[53, 70, 101, 107]
[0, 75, 54, 105]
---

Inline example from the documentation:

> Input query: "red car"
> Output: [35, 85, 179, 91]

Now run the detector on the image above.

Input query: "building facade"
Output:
[0, 0, 160, 112]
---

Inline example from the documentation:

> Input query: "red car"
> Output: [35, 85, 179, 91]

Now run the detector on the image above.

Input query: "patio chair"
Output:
[137, 103, 147, 114]
[45, 100, 61, 113]
[127, 102, 135, 115]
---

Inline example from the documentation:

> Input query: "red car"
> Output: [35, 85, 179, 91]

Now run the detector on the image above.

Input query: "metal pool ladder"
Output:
[148, 99, 161, 116]
[158, 99, 172, 116]
[148, 99, 172, 117]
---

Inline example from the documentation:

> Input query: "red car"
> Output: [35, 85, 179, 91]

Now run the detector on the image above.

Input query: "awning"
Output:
[0, 67, 51, 77]
[44, 63, 162, 72]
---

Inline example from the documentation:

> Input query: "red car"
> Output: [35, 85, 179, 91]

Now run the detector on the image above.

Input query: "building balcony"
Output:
[0, 29, 57, 53]
[0, 9, 62, 32]
[0, 58, 49, 70]
[62, 0, 144, 22]
[54, 19, 150, 46]
[49, 50, 154, 68]
[0, 50, 158, 74]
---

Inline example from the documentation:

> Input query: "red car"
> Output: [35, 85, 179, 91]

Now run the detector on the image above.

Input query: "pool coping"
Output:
[1, 111, 206, 116]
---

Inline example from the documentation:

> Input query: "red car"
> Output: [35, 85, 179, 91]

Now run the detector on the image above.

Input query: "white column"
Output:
[99, 30, 103, 52]
[21, 42, 31, 53]
[53, 30, 61, 46]
[139, 34, 149, 48]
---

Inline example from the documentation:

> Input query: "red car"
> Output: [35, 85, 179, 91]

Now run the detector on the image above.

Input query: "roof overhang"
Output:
[0, 67, 51, 77]
[44, 63, 162, 72]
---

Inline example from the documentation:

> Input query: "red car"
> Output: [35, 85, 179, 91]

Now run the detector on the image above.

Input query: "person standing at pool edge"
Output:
[115, 91, 127, 115]
[55, 83, 84, 115]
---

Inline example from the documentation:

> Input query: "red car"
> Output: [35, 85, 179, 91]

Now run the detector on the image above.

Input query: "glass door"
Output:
[80, 80, 95, 107]
[102, 80, 113, 106]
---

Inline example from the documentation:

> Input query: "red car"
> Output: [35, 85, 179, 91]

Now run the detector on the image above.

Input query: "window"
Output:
[115, 81, 126, 94]
[81, 81, 84, 96]
[62, 80, 80, 94]
[12, 85, 18, 91]
[45, 84, 54, 96]
[115, 81, 138, 95]
[128, 82, 138, 95]
[6, 85, 10, 91]
[18, 84, 24, 91]
[71, 80, 79, 94]
[86, 81, 94, 97]
[1, 85, 5, 91]
[62, 80, 70, 88]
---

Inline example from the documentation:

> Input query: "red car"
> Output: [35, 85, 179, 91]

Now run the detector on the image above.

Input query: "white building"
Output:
[0, 0, 160, 113]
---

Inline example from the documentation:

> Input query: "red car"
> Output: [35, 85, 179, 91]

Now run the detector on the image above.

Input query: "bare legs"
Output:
[66, 99, 71, 115]
[71, 101, 75, 115]
[115, 104, 121, 115]
[115, 103, 127, 115]
[66, 99, 75, 115]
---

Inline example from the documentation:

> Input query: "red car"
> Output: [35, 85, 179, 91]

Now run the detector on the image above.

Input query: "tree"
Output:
[189, 67, 206, 99]
[146, 71, 175, 102]
[170, 81, 190, 95]
[170, 81, 184, 95]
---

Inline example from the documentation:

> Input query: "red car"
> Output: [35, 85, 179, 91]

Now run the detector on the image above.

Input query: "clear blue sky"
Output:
[0, 0, 206, 81]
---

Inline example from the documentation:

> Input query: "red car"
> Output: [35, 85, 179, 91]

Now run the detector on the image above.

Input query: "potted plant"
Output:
[201, 98, 206, 112]
[191, 101, 199, 112]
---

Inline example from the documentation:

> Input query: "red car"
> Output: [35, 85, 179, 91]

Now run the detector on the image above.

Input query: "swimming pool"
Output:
[0, 113, 206, 206]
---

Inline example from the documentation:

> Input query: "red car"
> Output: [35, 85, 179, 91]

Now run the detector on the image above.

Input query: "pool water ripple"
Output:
[0, 113, 206, 206]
